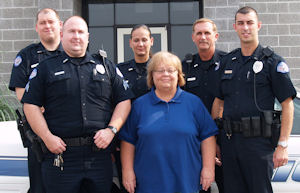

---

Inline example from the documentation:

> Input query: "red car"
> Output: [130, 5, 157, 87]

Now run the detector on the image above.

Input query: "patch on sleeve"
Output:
[25, 82, 30, 92]
[29, 69, 37, 80]
[14, 56, 22, 67]
[277, 62, 289, 73]
[116, 67, 123, 77]
[123, 80, 129, 90]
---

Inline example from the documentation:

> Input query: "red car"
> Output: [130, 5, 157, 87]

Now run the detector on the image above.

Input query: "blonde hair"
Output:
[147, 51, 185, 88]
[192, 18, 217, 33]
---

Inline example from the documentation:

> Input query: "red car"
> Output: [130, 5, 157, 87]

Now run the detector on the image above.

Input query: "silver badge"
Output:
[253, 61, 263, 74]
[96, 64, 105, 74]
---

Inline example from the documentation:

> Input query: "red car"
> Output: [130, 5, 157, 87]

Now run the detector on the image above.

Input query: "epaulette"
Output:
[117, 59, 133, 67]
[91, 53, 105, 63]
[20, 42, 40, 53]
[262, 46, 274, 57]
[229, 48, 240, 54]
[216, 49, 227, 57]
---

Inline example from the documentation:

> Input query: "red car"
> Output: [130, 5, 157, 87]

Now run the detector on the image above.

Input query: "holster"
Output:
[26, 129, 47, 162]
[270, 111, 281, 149]
[16, 109, 30, 147]
[16, 109, 47, 162]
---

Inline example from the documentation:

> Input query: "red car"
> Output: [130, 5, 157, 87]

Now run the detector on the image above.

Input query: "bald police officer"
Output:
[212, 6, 296, 193]
[182, 18, 226, 193]
[9, 8, 63, 193]
[22, 16, 132, 193]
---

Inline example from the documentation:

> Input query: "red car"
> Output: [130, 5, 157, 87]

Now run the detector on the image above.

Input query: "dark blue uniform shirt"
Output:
[217, 45, 296, 121]
[182, 49, 226, 113]
[9, 42, 63, 91]
[21, 51, 133, 138]
[117, 59, 149, 99]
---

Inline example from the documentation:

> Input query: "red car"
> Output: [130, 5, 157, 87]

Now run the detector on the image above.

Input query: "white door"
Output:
[117, 27, 168, 63]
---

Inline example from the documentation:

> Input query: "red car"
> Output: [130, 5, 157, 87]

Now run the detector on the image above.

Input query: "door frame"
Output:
[117, 26, 168, 63]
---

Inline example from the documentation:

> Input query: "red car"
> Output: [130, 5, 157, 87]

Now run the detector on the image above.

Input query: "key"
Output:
[53, 153, 64, 171]
[59, 154, 64, 171]
[53, 154, 61, 167]
[226, 133, 232, 140]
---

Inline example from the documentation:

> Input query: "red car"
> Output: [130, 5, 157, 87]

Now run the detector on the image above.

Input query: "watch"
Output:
[277, 140, 288, 148]
[107, 125, 118, 134]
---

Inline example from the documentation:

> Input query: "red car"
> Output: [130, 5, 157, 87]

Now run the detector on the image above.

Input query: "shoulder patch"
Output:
[29, 68, 37, 80]
[14, 56, 22, 67]
[123, 80, 129, 90]
[25, 82, 30, 92]
[116, 67, 123, 77]
[276, 62, 289, 73]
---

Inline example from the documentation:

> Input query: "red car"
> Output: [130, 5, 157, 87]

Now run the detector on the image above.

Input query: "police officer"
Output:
[211, 6, 296, 193]
[8, 8, 63, 193]
[117, 24, 153, 100]
[116, 24, 153, 192]
[182, 18, 226, 193]
[22, 16, 133, 193]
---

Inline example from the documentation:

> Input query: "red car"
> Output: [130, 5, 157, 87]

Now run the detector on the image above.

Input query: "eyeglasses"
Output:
[153, 69, 178, 74]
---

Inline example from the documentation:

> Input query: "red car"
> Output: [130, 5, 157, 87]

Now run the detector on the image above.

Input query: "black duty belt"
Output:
[231, 121, 242, 133]
[63, 136, 94, 146]
[223, 119, 243, 133]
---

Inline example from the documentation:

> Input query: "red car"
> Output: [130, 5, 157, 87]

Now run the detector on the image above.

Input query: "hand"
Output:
[94, 128, 115, 149]
[215, 144, 222, 166]
[200, 167, 214, 191]
[123, 169, 136, 193]
[273, 146, 288, 168]
[43, 134, 66, 154]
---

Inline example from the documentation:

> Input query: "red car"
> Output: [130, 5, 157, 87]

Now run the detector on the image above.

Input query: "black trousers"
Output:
[220, 130, 274, 193]
[27, 147, 46, 193]
[41, 146, 112, 193]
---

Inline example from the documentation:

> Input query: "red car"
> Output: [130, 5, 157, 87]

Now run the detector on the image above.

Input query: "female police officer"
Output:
[117, 24, 154, 99]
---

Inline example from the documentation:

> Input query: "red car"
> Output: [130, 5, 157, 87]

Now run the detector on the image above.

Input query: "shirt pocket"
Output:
[186, 76, 200, 89]
[92, 73, 111, 99]
[221, 73, 234, 96]
[48, 71, 71, 97]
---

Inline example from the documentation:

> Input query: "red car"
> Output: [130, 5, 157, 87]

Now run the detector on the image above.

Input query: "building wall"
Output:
[204, 0, 300, 87]
[0, 0, 299, 92]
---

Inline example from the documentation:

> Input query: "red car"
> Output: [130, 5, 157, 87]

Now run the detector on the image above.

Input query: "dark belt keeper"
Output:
[262, 111, 273, 138]
[232, 121, 242, 132]
[251, 116, 261, 137]
[241, 117, 251, 137]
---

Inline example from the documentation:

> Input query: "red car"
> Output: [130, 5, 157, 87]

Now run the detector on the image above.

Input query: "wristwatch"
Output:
[277, 140, 288, 148]
[107, 125, 118, 134]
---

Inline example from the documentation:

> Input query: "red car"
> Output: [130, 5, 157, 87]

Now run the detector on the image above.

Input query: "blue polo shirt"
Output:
[119, 87, 218, 193]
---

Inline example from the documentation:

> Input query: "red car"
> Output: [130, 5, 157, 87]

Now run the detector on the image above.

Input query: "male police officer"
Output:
[9, 8, 63, 193]
[22, 16, 132, 193]
[212, 6, 296, 193]
[182, 18, 226, 193]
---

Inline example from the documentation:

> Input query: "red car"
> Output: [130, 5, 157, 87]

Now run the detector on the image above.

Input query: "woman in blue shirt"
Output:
[120, 51, 218, 193]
